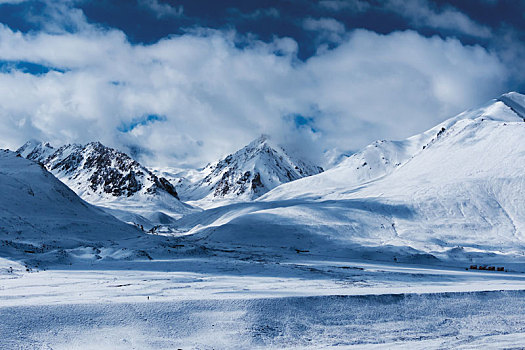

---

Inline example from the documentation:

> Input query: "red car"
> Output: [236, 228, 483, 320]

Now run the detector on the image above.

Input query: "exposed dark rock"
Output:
[21, 141, 179, 199]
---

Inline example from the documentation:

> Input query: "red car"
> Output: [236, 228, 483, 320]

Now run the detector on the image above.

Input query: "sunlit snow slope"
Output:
[172, 93, 525, 264]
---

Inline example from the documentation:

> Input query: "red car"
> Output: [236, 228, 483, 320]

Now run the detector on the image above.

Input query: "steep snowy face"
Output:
[262, 93, 525, 201]
[18, 141, 178, 200]
[0, 150, 139, 249]
[498, 92, 525, 120]
[174, 135, 323, 206]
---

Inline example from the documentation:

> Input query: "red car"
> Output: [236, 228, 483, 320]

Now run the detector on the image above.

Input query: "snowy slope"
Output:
[159, 135, 323, 208]
[263, 95, 524, 201]
[17, 141, 196, 227]
[0, 150, 141, 262]
[170, 93, 525, 265]
[3, 150, 525, 349]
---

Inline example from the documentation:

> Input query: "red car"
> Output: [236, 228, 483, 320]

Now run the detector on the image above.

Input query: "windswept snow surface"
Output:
[4, 291, 525, 349]
[2, 255, 525, 349]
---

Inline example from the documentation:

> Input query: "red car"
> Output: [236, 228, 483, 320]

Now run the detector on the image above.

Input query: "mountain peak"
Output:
[17, 139, 55, 161]
[251, 134, 270, 144]
[19, 140, 180, 201]
[498, 91, 525, 120]
[499, 91, 524, 99]
[174, 136, 323, 206]
[86, 141, 105, 149]
[18, 139, 42, 149]
[245, 134, 275, 152]
[17, 139, 197, 227]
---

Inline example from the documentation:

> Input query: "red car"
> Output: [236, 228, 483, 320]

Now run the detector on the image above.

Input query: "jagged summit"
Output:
[246, 134, 272, 147]
[163, 135, 324, 207]
[18, 141, 178, 200]
[17, 140, 193, 227]
[17, 139, 55, 162]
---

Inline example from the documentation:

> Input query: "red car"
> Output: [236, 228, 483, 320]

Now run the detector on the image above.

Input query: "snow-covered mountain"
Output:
[0, 149, 141, 263]
[263, 92, 525, 200]
[17, 141, 195, 227]
[17, 139, 55, 162]
[171, 92, 525, 265]
[157, 135, 323, 208]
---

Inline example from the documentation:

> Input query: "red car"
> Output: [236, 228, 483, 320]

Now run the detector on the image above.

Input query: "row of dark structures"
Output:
[469, 265, 506, 272]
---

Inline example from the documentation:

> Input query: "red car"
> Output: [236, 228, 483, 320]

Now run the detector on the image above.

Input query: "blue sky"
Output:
[0, 0, 523, 167]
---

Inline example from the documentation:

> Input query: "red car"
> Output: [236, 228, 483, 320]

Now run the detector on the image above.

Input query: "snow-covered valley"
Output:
[2, 255, 525, 349]
[3, 93, 525, 348]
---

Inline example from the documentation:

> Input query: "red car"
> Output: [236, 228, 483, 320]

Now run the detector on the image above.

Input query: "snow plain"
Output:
[2, 254, 525, 349]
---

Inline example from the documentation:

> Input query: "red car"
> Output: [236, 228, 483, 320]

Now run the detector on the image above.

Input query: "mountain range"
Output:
[17, 135, 324, 227]
[170, 92, 525, 264]
[6, 92, 525, 267]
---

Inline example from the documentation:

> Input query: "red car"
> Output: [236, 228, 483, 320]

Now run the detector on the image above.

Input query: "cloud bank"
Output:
[0, 5, 511, 168]
[383, 0, 493, 38]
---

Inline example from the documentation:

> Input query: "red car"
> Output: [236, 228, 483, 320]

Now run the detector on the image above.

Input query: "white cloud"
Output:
[138, 0, 183, 19]
[318, 0, 370, 12]
[303, 17, 346, 44]
[304, 30, 506, 155]
[0, 0, 28, 3]
[229, 7, 280, 20]
[384, 0, 492, 38]
[0, 18, 509, 168]
[303, 17, 345, 34]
